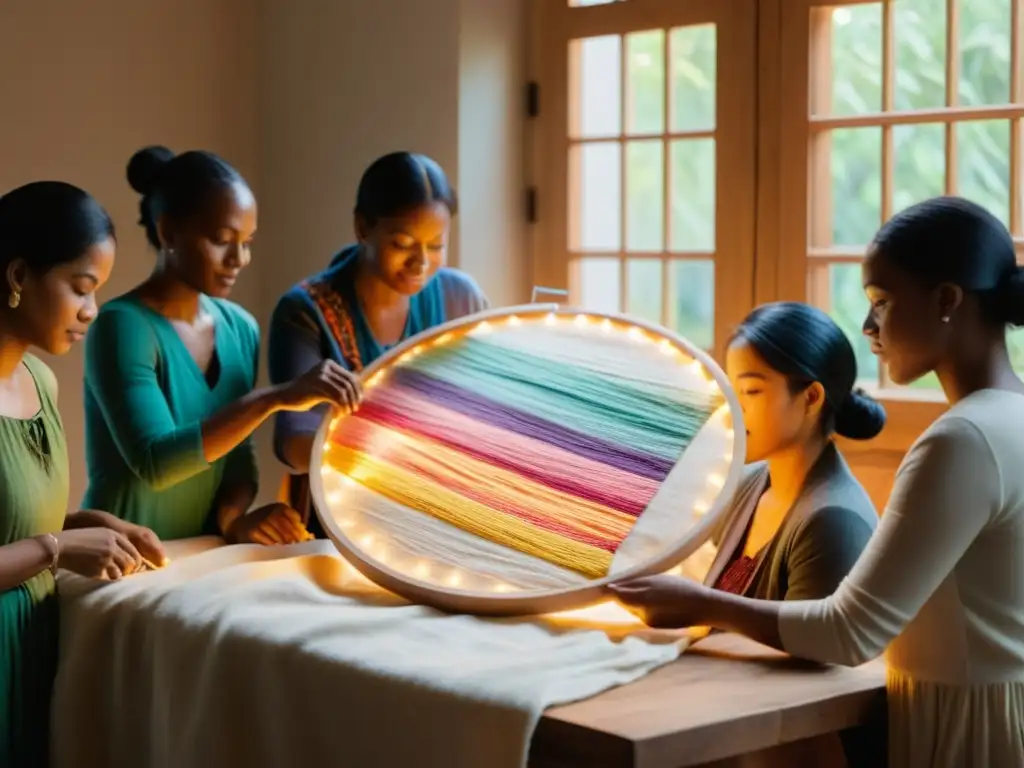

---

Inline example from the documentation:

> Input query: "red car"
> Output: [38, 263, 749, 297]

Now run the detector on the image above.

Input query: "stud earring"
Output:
[7, 290, 20, 309]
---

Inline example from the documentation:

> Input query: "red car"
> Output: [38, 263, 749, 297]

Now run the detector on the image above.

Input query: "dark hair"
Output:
[126, 145, 246, 249]
[872, 196, 1024, 327]
[730, 302, 886, 440]
[354, 151, 457, 226]
[0, 181, 115, 274]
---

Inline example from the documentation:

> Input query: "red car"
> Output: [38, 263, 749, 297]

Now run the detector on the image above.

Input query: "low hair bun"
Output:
[996, 266, 1024, 328]
[833, 388, 887, 441]
[126, 145, 175, 196]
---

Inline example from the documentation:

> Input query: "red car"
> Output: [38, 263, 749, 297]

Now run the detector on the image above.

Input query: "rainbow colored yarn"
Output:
[324, 326, 722, 578]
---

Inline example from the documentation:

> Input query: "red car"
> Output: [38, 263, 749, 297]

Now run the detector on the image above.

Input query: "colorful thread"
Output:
[326, 444, 614, 578]
[352, 384, 660, 515]
[388, 367, 675, 479]
[407, 338, 715, 458]
[326, 322, 721, 577]
[331, 416, 635, 547]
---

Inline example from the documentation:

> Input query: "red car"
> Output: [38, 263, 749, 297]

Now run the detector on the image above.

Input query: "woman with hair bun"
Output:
[0, 181, 164, 765]
[269, 151, 488, 535]
[696, 301, 883, 604]
[612, 196, 1024, 766]
[83, 146, 355, 545]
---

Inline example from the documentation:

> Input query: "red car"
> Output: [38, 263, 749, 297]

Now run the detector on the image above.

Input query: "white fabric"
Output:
[53, 538, 687, 768]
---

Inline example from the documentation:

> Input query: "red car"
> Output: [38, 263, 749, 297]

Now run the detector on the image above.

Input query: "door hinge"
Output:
[526, 81, 539, 118]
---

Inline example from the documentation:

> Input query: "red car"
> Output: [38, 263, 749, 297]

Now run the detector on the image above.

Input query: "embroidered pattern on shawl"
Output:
[300, 274, 364, 374]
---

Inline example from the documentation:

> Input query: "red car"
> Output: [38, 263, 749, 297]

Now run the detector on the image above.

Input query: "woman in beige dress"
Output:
[610, 196, 1024, 767]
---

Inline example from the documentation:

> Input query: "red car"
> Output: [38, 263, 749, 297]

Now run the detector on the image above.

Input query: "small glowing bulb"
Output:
[708, 379, 720, 395]
[713, 404, 731, 425]
[327, 491, 343, 506]
[544, 313, 557, 326]
[341, 475, 356, 488]
[600, 319, 613, 333]
[708, 473, 724, 489]
[473, 321, 493, 335]
[367, 372, 384, 388]
[573, 314, 588, 327]
[446, 571, 463, 587]
[628, 327, 643, 341]
[413, 562, 430, 579]
[658, 339, 675, 355]
[434, 332, 453, 346]
[694, 500, 710, 515]
[688, 359, 706, 378]
[493, 582, 511, 593]
[320, 466, 334, 480]
[359, 534, 375, 549]
[508, 315, 521, 326]
[338, 516, 354, 528]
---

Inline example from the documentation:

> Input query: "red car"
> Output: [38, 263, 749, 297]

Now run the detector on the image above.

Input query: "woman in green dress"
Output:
[268, 152, 488, 535]
[83, 146, 356, 544]
[0, 181, 165, 766]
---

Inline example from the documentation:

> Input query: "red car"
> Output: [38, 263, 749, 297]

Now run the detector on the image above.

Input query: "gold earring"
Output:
[7, 290, 20, 309]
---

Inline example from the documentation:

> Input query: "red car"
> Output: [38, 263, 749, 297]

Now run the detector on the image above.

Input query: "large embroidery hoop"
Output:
[311, 305, 745, 616]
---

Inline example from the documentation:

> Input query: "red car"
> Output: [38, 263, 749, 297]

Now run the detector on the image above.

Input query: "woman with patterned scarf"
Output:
[268, 152, 488, 536]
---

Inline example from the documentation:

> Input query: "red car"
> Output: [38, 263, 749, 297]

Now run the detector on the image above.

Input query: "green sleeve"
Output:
[220, 304, 261, 492]
[784, 506, 874, 601]
[84, 307, 209, 491]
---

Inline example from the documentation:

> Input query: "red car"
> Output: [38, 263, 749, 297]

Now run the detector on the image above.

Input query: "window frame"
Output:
[527, 0, 1024, 456]
[771, 0, 1024, 451]
[527, 0, 759, 363]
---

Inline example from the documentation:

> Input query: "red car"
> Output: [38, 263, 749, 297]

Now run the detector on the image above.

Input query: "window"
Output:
[785, 0, 1024, 396]
[529, 0, 1023, 455]
[530, 0, 757, 360]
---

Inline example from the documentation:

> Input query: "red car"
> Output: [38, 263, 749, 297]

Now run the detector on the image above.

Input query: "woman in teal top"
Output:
[84, 146, 355, 544]
[269, 152, 489, 536]
[0, 181, 164, 766]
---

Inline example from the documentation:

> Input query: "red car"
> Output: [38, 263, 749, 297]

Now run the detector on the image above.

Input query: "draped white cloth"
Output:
[52, 538, 688, 768]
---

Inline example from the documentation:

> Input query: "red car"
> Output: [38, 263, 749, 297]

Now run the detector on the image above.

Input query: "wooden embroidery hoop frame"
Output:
[311, 304, 746, 616]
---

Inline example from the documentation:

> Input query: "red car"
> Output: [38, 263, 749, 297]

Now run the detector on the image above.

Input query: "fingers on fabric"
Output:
[249, 525, 278, 547]
[264, 509, 302, 544]
[138, 531, 167, 565]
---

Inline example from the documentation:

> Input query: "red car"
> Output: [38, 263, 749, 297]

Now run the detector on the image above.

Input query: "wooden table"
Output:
[530, 633, 886, 767]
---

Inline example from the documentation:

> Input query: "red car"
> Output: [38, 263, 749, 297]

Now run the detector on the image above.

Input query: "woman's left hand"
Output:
[116, 522, 167, 569]
[99, 517, 167, 569]
[65, 510, 168, 569]
[607, 575, 709, 629]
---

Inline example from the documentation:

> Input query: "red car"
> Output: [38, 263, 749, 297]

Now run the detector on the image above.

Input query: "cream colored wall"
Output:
[256, 0, 527, 307]
[457, 0, 529, 305]
[0, 0, 528, 509]
[254, 0, 528, 502]
[0, 0, 259, 510]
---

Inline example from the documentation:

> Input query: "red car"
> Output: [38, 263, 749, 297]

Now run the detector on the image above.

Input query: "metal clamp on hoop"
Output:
[531, 286, 569, 304]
